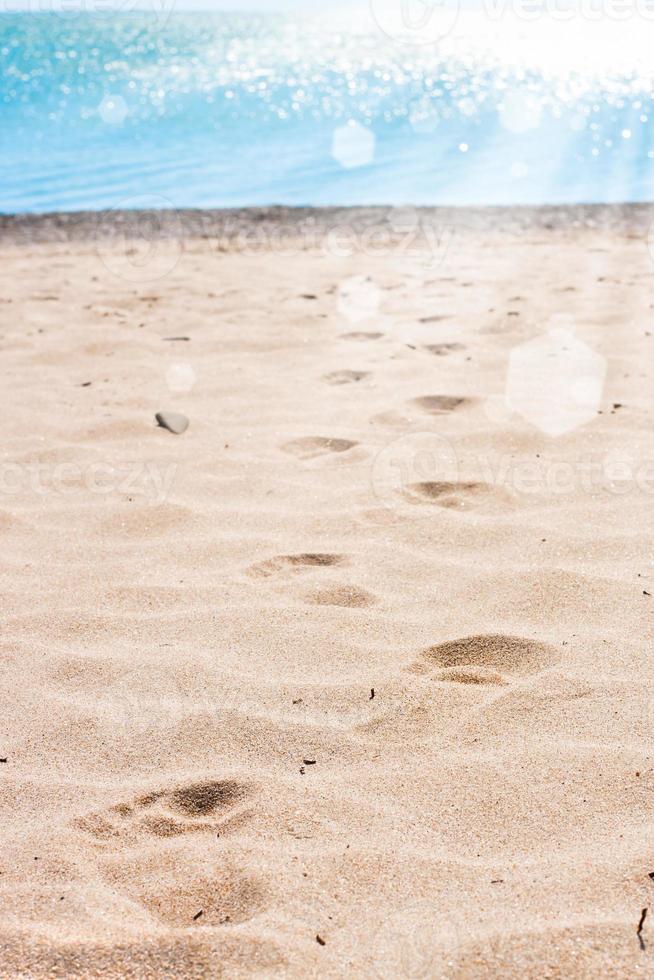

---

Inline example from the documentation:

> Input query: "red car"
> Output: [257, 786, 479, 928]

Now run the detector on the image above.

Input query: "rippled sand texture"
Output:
[0, 207, 653, 978]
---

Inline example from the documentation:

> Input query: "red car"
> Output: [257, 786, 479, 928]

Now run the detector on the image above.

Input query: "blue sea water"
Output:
[2, 9, 654, 213]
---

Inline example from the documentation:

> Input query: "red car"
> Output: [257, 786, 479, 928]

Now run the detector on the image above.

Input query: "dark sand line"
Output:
[1, 202, 653, 246]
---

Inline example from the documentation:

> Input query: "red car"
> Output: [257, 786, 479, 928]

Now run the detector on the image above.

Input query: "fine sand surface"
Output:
[1, 205, 653, 978]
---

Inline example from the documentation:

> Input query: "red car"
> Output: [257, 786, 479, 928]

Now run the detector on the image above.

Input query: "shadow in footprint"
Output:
[322, 370, 370, 385]
[423, 343, 466, 357]
[340, 332, 383, 341]
[248, 553, 346, 578]
[168, 781, 245, 817]
[422, 634, 559, 678]
[405, 481, 511, 512]
[282, 437, 358, 460]
[413, 395, 471, 415]
[307, 585, 376, 608]
[437, 667, 508, 686]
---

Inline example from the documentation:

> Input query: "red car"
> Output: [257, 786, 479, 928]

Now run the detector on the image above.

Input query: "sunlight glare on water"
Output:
[1, 6, 654, 211]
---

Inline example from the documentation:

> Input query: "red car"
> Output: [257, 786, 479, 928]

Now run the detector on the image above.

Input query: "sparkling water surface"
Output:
[2, 10, 654, 213]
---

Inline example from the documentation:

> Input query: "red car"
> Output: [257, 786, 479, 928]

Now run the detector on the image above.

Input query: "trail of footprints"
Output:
[74, 307, 543, 935]
[283, 310, 473, 477]
[279, 346, 509, 518]
[246, 553, 555, 690]
[99, 317, 538, 929]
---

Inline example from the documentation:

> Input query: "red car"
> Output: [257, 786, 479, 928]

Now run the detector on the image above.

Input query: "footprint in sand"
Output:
[404, 480, 511, 512]
[282, 436, 358, 460]
[368, 409, 416, 430]
[412, 395, 471, 415]
[423, 343, 466, 357]
[340, 331, 383, 341]
[76, 778, 252, 843]
[306, 584, 376, 608]
[247, 553, 347, 578]
[414, 633, 559, 686]
[76, 779, 266, 928]
[322, 370, 370, 385]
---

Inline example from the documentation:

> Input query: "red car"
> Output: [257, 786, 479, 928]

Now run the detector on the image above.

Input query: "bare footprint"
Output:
[322, 370, 370, 385]
[307, 585, 376, 608]
[76, 779, 251, 843]
[248, 553, 347, 578]
[368, 409, 415, 430]
[282, 437, 358, 460]
[412, 395, 471, 415]
[422, 634, 559, 678]
[340, 332, 383, 341]
[423, 343, 466, 357]
[77, 779, 266, 930]
[405, 481, 511, 511]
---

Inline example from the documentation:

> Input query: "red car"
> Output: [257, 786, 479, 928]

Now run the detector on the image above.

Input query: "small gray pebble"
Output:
[155, 411, 189, 435]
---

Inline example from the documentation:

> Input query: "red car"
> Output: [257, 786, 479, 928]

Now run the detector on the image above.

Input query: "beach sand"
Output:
[0, 205, 653, 977]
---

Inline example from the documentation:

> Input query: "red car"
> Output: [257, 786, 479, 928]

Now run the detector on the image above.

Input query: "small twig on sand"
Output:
[637, 907, 648, 950]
